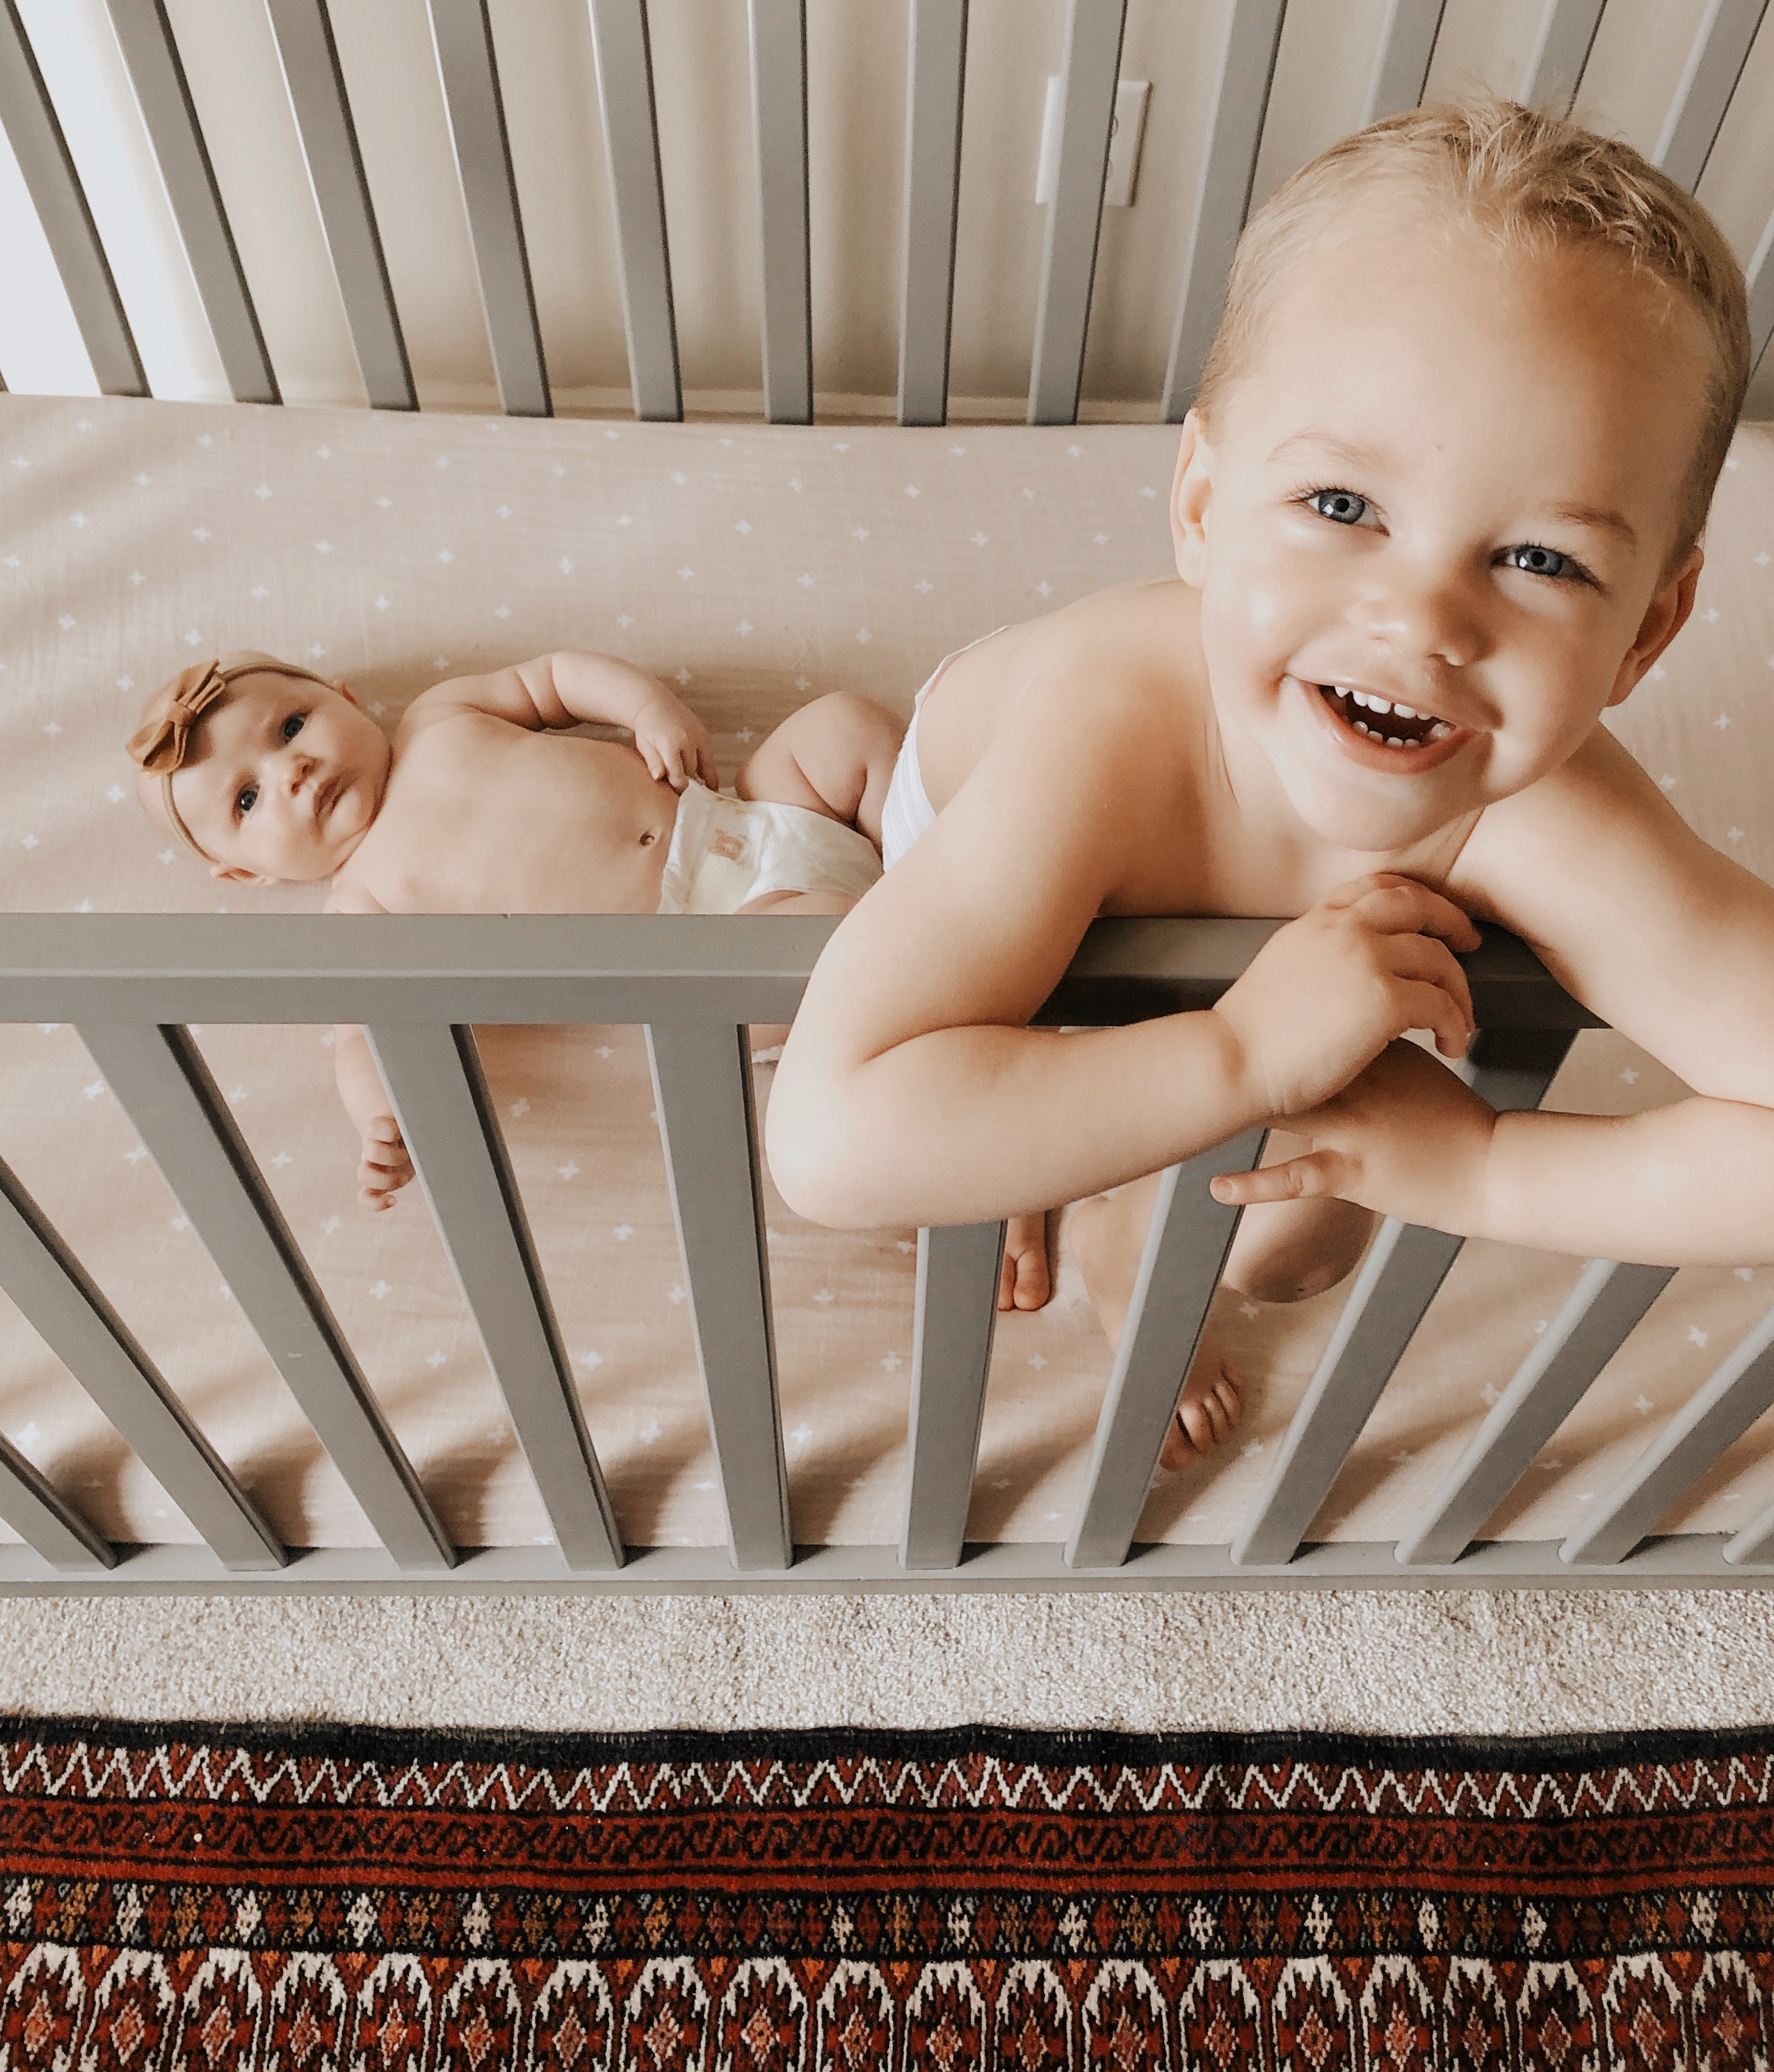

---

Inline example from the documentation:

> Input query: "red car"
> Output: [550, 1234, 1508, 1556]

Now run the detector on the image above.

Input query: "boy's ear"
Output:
[1172, 410, 1214, 588]
[332, 680, 357, 706]
[1606, 547, 1703, 707]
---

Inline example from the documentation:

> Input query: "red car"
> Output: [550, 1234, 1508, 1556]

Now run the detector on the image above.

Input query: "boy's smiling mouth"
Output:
[1296, 676, 1472, 770]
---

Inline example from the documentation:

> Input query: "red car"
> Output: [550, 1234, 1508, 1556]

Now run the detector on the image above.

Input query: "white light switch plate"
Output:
[1035, 77, 1150, 208]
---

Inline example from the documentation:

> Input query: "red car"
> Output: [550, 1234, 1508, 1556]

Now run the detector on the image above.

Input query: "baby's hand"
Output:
[358, 1115, 414, 1211]
[632, 693, 718, 792]
[1213, 872, 1481, 1119]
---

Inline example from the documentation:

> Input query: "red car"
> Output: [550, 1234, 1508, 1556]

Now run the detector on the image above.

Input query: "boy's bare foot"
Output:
[1068, 1182, 1245, 1463]
[999, 1210, 1055, 1310]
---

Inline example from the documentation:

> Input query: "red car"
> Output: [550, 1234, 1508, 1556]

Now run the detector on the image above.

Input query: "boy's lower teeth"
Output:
[1319, 684, 1453, 748]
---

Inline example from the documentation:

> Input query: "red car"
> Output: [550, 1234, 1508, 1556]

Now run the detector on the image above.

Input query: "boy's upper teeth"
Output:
[1349, 688, 1428, 720]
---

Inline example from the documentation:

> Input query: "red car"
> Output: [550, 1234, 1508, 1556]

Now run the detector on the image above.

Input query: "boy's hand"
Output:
[1213, 873, 1481, 1118]
[358, 1116, 414, 1211]
[1210, 1038, 1496, 1235]
[631, 694, 718, 792]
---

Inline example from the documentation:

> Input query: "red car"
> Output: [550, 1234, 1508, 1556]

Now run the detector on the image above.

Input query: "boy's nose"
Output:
[1357, 565, 1485, 669]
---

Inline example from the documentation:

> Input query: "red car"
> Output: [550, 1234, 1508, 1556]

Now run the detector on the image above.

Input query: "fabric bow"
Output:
[126, 659, 227, 774]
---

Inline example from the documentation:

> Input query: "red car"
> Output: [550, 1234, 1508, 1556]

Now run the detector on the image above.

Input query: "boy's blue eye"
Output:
[1504, 543, 1569, 579]
[236, 783, 259, 817]
[282, 712, 306, 741]
[1308, 489, 1368, 525]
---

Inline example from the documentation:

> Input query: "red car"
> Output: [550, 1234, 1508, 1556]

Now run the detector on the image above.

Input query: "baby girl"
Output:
[127, 647, 901, 1210]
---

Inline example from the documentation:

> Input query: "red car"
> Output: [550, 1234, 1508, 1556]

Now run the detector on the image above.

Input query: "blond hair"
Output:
[1197, 95, 1751, 567]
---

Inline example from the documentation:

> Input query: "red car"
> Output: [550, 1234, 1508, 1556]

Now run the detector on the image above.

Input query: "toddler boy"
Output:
[768, 96, 1774, 1467]
[129, 647, 900, 1207]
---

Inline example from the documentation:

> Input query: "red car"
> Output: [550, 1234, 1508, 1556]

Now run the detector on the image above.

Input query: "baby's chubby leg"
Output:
[1071, 1138, 1378, 1468]
[736, 693, 905, 848]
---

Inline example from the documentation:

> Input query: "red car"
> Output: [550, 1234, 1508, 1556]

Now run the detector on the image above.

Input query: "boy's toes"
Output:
[1159, 1361, 1245, 1469]
[998, 1212, 1053, 1312]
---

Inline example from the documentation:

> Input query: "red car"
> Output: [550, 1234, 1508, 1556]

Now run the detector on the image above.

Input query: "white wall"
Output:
[1, 0, 1771, 417]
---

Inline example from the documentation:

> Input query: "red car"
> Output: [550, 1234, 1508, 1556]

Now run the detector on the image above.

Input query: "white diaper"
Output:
[656, 782, 883, 915]
[880, 627, 1007, 869]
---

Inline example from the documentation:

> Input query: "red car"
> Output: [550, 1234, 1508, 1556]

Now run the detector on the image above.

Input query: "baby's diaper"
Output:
[656, 782, 882, 915]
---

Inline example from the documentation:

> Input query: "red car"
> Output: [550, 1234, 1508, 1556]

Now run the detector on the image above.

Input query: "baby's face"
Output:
[155, 671, 392, 881]
[1177, 204, 1710, 853]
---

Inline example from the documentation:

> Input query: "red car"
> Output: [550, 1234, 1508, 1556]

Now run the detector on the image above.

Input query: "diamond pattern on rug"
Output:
[1, 1718, 1773, 2066]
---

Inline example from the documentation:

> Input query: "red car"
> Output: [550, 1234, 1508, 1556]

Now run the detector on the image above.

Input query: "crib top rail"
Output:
[1, 0, 1771, 422]
[0, 910, 1602, 1031]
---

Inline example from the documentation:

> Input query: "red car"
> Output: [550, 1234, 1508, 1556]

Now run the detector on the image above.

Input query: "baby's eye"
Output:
[235, 783, 259, 817]
[281, 712, 306, 741]
[1502, 543, 1571, 579]
[1306, 488, 1370, 527]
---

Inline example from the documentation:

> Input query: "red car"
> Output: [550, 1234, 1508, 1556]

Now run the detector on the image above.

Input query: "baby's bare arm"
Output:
[332, 1024, 414, 1212]
[403, 652, 716, 789]
[1403, 728, 1774, 1264]
[767, 700, 1477, 1230]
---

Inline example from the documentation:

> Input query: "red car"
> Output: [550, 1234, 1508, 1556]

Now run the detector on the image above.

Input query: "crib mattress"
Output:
[1, 392, 1773, 1552]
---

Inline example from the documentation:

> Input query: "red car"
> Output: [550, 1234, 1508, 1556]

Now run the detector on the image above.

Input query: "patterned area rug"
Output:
[1, 1719, 1771, 2069]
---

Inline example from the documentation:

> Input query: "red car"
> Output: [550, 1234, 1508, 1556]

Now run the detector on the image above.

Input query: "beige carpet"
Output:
[1, 1589, 1770, 1736]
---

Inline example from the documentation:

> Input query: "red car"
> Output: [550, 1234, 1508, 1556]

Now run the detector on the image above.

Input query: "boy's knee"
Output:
[1220, 1198, 1377, 1306]
[1223, 1251, 1361, 1306]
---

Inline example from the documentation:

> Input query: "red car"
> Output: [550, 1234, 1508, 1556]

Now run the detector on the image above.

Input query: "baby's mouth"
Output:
[1315, 683, 1456, 750]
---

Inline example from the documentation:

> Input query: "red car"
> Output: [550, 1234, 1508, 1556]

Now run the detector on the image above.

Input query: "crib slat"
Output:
[1563, 1299, 1774, 1566]
[266, 0, 415, 412]
[1725, 1475, 1774, 1564]
[898, 0, 967, 428]
[1027, 0, 1126, 427]
[1069, 1128, 1268, 1570]
[78, 1022, 453, 1571]
[901, 1219, 1004, 1570]
[1518, 0, 1606, 113]
[0, 0, 147, 395]
[1747, 207, 1774, 374]
[647, 1025, 791, 1570]
[750, 0, 812, 424]
[1395, 1258, 1676, 1566]
[368, 1022, 621, 1569]
[1159, 0, 1286, 419]
[0, 1439, 113, 1573]
[0, 1152, 286, 1569]
[1232, 1029, 1576, 1566]
[426, 0, 549, 416]
[1654, 0, 1768, 192]
[1360, 0, 1448, 125]
[587, 0, 681, 422]
[103, 0, 279, 404]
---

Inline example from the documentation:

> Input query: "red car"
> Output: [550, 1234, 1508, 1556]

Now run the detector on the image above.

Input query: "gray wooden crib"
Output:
[0, 0, 1772, 1593]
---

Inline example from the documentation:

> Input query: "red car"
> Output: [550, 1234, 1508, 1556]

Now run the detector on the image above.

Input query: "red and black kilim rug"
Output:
[1, 1717, 1772, 2068]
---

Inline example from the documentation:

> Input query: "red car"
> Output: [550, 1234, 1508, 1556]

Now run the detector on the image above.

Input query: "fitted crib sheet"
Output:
[1, 393, 1772, 1551]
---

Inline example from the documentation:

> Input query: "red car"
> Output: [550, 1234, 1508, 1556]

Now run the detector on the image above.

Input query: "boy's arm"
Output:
[1234, 728, 1774, 1264]
[767, 680, 1479, 1230]
[403, 651, 718, 789]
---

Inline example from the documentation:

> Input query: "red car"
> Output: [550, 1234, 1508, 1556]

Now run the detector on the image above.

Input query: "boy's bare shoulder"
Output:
[1447, 724, 1774, 1102]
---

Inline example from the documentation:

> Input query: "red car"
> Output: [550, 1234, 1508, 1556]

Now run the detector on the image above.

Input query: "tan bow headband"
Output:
[127, 657, 336, 865]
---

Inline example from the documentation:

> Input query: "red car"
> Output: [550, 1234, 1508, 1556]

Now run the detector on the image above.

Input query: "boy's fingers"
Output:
[1356, 878, 1481, 948]
[1211, 1156, 1337, 1205]
[1385, 937, 1475, 1035]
